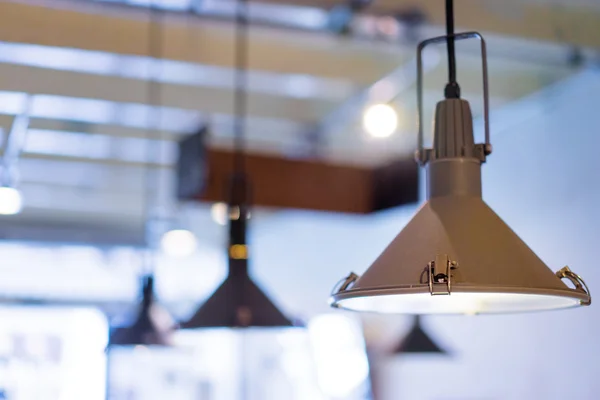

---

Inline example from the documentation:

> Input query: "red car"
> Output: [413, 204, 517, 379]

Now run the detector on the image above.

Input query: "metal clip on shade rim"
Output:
[428, 255, 457, 296]
[556, 266, 592, 306]
[331, 273, 359, 303]
[330, 265, 592, 308]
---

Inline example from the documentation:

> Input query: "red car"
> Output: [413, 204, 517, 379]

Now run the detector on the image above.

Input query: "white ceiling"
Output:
[0, 0, 591, 276]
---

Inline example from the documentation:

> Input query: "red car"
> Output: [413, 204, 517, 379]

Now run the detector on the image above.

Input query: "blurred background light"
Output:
[211, 202, 229, 226]
[308, 314, 370, 398]
[160, 229, 197, 258]
[0, 187, 23, 215]
[362, 103, 398, 138]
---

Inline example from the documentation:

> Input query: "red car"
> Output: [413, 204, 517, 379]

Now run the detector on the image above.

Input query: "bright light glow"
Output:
[308, 314, 369, 398]
[160, 229, 197, 257]
[211, 202, 228, 226]
[363, 103, 398, 138]
[172, 329, 322, 400]
[0, 306, 107, 400]
[61, 309, 108, 400]
[211, 203, 250, 226]
[335, 292, 581, 315]
[0, 186, 23, 215]
[108, 343, 194, 399]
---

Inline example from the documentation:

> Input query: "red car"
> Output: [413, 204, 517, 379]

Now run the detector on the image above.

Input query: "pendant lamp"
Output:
[108, 275, 171, 347]
[179, 0, 296, 330]
[330, 0, 591, 314]
[179, 175, 295, 328]
[108, 1, 174, 347]
[393, 316, 447, 355]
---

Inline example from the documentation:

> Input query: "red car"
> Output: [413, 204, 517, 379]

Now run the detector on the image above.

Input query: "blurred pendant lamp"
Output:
[330, 0, 591, 314]
[107, 3, 172, 348]
[179, 0, 295, 329]
[393, 316, 447, 355]
[108, 274, 171, 347]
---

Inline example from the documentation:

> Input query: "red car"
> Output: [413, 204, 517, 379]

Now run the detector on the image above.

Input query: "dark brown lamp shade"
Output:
[179, 258, 297, 329]
[108, 276, 171, 347]
[394, 316, 447, 355]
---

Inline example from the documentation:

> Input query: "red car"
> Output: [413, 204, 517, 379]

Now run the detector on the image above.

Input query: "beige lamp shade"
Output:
[329, 96, 591, 314]
[331, 191, 590, 314]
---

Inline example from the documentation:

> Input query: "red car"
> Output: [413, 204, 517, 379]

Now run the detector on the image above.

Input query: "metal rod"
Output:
[479, 35, 491, 150]
[416, 40, 427, 157]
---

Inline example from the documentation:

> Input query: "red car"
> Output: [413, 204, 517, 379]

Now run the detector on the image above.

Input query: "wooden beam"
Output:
[177, 130, 419, 214]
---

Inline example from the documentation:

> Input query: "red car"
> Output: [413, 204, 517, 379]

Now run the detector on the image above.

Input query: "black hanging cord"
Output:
[233, 0, 249, 178]
[227, 0, 251, 248]
[444, 0, 460, 99]
[141, 3, 164, 275]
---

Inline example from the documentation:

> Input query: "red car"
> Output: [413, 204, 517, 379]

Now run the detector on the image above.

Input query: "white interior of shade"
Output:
[335, 292, 580, 315]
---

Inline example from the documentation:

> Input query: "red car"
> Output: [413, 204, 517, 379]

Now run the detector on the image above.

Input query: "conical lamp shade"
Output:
[394, 316, 447, 354]
[331, 194, 590, 314]
[108, 276, 171, 347]
[179, 259, 295, 328]
[330, 96, 591, 314]
[180, 172, 298, 329]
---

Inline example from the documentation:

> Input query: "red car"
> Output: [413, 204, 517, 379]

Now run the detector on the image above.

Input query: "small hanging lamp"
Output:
[179, 176, 295, 328]
[393, 316, 447, 355]
[330, 0, 591, 314]
[108, 275, 171, 347]
[108, 2, 174, 347]
[179, 0, 295, 329]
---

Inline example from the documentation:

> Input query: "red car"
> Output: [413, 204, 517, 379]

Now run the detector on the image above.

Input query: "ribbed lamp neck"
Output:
[427, 98, 483, 199]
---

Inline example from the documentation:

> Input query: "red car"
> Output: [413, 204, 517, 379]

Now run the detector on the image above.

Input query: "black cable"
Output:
[445, 0, 456, 83]
[444, 0, 460, 98]
[228, 0, 251, 246]
[142, 3, 164, 273]
[233, 0, 249, 177]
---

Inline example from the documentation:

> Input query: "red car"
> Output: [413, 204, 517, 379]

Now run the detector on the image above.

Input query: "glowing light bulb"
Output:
[160, 229, 197, 257]
[0, 187, 23, 215]
[363, 103, 398, 138]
